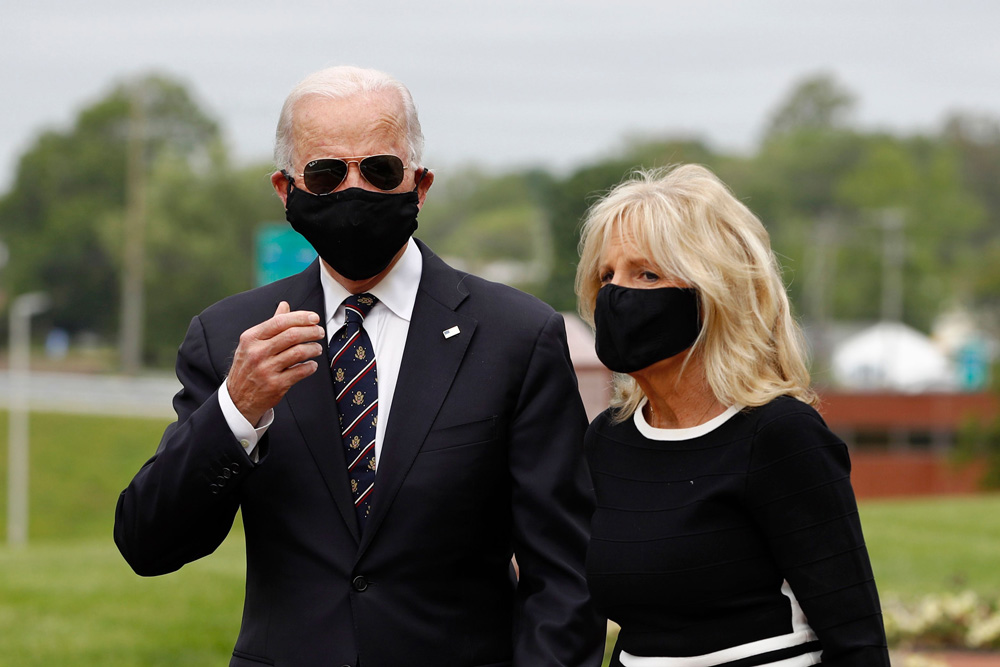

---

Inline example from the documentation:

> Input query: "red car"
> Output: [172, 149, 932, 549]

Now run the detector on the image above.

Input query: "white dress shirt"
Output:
[219, 237, 423, 468]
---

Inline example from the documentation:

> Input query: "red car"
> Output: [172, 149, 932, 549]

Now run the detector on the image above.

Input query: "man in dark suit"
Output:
[114, 66, 603, 666]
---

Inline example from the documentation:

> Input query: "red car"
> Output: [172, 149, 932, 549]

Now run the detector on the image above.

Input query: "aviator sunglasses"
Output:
[288, 154, 408, 194]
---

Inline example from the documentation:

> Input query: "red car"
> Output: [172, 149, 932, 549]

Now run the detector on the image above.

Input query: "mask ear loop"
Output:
[281, 169, 294, 196]
[413, 167, 428, 190]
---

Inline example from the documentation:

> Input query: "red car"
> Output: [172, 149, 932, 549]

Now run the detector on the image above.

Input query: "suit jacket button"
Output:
[352, 576, 368, 592]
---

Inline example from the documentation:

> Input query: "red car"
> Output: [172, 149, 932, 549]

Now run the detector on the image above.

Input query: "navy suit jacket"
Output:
[115, 240, 603, 666]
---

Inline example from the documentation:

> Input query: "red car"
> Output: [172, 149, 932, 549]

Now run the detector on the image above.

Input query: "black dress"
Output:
[585, 395, 890, 666]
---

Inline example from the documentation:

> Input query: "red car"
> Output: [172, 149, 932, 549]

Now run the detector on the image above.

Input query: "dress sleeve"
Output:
[746, 402, 890, 666]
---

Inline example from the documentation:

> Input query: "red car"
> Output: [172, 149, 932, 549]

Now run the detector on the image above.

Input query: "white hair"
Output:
[273, 66, 425, 172]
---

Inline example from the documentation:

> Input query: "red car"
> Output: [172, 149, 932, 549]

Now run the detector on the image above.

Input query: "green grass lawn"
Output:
[0, 409, 246, 665]
[862, 494, 1000, 598]
[0, 536, 246, 666]
[1, 410, 999, 664]
[0, 410, 170, 540]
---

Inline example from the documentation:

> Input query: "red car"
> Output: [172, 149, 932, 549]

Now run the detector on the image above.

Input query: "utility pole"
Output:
[804, 213, 837, 374]
[7, 292, 50, 546]
[880, 209, 905, 323]
[120, 83, 147, 375]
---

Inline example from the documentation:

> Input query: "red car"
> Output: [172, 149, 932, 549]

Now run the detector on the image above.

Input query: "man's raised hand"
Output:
[227, 301, 325, 425]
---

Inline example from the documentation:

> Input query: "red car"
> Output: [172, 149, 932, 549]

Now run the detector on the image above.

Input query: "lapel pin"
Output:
[442, 326, 461, 339]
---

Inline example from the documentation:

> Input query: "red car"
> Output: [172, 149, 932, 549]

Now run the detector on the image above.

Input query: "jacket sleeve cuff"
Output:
[219, 378, 274, 461]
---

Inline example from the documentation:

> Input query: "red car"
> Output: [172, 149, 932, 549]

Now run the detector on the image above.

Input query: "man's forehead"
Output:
[369, 108, 407, 143]
[294, 92, 405, 135]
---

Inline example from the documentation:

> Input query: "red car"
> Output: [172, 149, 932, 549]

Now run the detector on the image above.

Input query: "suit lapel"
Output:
[279, 261, 361, 544]
[358, 242, 476, 555]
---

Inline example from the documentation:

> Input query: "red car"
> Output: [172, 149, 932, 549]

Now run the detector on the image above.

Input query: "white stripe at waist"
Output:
[619, 628, 820, 667]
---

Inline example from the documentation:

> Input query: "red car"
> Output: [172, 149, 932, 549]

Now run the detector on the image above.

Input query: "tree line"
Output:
[1, 72, 998, 370]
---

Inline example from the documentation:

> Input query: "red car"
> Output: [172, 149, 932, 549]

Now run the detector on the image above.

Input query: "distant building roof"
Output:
[830, 321, 956, 393]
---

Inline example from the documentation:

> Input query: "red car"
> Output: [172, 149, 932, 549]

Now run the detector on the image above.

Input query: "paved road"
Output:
[0, 370, 180, 419]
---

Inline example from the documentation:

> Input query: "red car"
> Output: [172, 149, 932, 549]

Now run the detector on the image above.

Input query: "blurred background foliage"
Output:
[1, 70, 999, 368]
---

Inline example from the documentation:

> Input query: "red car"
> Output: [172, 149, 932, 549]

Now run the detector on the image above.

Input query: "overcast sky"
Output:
[4, 0, 1000, 191]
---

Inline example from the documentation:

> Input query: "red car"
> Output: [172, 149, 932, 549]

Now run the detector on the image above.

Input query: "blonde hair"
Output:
[575, 164, 817, 421]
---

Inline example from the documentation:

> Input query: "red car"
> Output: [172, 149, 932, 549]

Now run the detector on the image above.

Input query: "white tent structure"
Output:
[830, 321, 956, 392]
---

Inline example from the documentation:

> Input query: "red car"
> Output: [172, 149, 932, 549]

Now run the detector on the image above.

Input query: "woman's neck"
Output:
[630, 352, 725, 429]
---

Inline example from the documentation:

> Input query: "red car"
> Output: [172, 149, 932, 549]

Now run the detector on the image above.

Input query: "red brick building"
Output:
[817, 391, 997, 498]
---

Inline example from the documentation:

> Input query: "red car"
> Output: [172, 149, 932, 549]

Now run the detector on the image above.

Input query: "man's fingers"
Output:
[250, 307, 322, 341]
[234, 327, 323, 375]
[266, 324, 326, 354]
[228, 303, 325, 423]
[284, 361, 319, 387]
[273, 341, 325, 370]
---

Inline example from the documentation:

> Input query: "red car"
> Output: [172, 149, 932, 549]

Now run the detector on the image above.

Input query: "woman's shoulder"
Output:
[743, 394, 826, 431]
[742, 394, 847, 468]
[585, 406, 643, 448]
[586, 407, 624, 438]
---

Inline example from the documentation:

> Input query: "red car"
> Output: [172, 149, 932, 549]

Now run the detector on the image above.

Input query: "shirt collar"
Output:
[320, 236, 422, 326]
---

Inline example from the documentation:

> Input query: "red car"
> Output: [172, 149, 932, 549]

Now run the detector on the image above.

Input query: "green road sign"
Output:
[255, 224, 316, 286]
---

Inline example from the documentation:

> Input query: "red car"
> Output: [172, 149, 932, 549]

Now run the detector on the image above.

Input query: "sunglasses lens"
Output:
[303, 159, 348, 195]
[360, 155, 406, 190]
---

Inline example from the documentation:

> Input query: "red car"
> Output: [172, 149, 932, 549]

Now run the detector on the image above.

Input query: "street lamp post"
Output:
[7, 291, 50, 547]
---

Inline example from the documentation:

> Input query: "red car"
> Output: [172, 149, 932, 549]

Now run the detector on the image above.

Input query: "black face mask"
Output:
[284, 184, 420, 281]
[594, 284, 701, 374]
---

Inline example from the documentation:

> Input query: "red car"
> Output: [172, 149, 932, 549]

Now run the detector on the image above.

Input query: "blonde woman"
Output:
[576, 165, 889, 666]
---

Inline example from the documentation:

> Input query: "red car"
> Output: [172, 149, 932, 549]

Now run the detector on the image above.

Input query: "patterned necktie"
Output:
[330, 293, 379, 531]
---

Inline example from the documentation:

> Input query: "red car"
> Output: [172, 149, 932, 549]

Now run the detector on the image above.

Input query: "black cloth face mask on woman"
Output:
[593, 283, 702, 374]
[282, 171, 424, 281]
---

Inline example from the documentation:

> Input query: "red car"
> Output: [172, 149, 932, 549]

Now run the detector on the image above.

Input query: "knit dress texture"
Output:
[585, 396, 890, 666]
